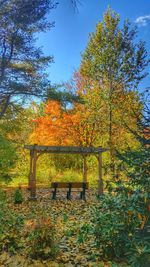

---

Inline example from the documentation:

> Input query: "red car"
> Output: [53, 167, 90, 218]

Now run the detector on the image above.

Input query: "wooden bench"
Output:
[51, 182, 89, 200]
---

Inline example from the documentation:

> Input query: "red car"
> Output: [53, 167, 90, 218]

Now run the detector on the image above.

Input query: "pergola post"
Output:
[83, 155, 87, 183]
[97, 152, 104, 196]
[28, 150, 33, 189]
[29, 149, 37, 200]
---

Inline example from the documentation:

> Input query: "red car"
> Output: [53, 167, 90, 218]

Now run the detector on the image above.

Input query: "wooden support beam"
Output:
[97, 153, 104, 196]
[28, 150, 33, 189]
[83, 155, 87, 183]
[29, 149, 37, 200]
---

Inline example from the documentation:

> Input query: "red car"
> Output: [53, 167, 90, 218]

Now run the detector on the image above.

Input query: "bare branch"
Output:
[71, 0, 82, 12]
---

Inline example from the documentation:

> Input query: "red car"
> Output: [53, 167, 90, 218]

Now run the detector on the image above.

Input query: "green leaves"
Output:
[79, 7, 148, 175]
[81, 7, 149, 95]
[0, 198, 24, 253]
[92, 196, 131, 257]
[0, 134, 17, 182]
[13, 188, 23, 204]
[27, 216, 58, 260]
[0, 0, 55, 117]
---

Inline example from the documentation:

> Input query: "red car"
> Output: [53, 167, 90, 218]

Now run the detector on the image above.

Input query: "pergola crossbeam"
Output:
[25, 145, 107, 154]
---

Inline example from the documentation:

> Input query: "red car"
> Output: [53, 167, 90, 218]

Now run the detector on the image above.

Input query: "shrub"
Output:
[0, 201, 24, 253]
[27, 215, 58, 259]
[91, 192, 150, 265]
[77, 223, 92, 244]
[13, 188, 23, 204]
[126, 230, 150, 267]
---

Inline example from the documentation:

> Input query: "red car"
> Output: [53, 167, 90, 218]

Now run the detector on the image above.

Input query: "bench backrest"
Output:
[51, 182, 89, 189]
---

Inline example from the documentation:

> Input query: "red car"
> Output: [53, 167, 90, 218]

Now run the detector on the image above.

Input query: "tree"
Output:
[66, 71, 141, 175]
[30, 101, 65, 145]
[80, 8, 149, 174]
[46, 83, 82, 106]
[71, 0, 82, 12]
[0, 0, 56, 118]
[118, 91, 150, 194]
[30, 99, 103, 147]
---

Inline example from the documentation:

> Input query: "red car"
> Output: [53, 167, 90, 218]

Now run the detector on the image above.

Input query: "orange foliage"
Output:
[31, 71, 140, 150]
[30, 100, 98, 147]
[31, 101, 66, 145]
[30, 72, 106, 147]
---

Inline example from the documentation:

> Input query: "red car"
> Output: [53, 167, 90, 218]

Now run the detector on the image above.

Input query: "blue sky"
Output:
[37, 0, 150, 88]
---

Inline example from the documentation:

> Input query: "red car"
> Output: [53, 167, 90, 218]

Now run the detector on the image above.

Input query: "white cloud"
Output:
[135, 15, 150, 26]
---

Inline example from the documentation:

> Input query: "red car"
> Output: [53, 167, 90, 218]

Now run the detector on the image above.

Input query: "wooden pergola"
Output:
[25, 145, 107, 200]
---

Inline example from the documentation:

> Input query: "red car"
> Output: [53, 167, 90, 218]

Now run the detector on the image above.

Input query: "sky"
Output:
[37, 0, 150, 89]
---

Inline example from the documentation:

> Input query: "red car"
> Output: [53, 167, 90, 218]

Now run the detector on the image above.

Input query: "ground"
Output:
[0, 188, 129, 267]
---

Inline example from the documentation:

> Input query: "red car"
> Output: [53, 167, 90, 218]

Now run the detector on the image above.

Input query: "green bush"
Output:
[91, 192, 150, 265]
[77, 223, 92, 244]
[126, 228, 150, 267]
[13, 188, 23, 204]
[27, 215, 58, 259]
[0, 201, 24, 253]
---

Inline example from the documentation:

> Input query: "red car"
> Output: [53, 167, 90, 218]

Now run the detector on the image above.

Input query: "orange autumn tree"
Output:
[30, 100, 102, 147]
[30, 101, 66, 145]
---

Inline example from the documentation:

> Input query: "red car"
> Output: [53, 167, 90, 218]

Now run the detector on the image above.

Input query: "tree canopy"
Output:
[0, 0, 56, 118]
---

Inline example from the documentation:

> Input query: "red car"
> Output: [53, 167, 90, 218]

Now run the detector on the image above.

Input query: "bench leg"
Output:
[80, 184, 86, 201]
[52, 188, 57, 200]
[67, 184, 72, 200]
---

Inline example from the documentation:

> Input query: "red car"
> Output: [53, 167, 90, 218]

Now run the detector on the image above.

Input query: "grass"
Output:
[3, 167, 100, 189]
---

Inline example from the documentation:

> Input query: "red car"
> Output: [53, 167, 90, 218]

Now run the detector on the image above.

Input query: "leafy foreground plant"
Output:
[91, 193, 150, 266]
[125, 228, 150, 267]
[0, 196, 24, 253]
[0, 193, 58, 261]
[26, 215, 58, 260]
